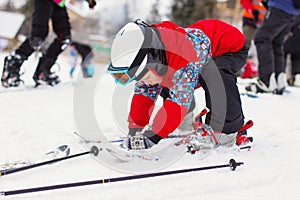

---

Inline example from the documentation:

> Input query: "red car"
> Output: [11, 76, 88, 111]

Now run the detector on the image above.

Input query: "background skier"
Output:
[1, 0, 96, 87]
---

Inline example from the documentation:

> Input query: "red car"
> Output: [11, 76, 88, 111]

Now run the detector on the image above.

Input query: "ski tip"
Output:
[57, 145, 71, 156]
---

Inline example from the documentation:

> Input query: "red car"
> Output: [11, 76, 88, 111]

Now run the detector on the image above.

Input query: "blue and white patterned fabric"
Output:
[135, 28, 212, 109]
[168, 28, 212, 109]
[134, 81, 162, 102]
[185, 28, 212, 67]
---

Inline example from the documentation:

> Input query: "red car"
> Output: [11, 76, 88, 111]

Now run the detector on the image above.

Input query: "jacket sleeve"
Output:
[128, 82, 161, 129]
[152, 63, 200, 138]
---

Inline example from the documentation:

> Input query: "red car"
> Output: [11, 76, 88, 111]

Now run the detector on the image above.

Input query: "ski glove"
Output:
[121, 132, 155, 150]
[121, 130, 162, 150]
[85, 0, 97, 9]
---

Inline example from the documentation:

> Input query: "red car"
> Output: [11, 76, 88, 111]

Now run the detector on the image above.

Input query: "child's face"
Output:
[140, 70, 163, 86]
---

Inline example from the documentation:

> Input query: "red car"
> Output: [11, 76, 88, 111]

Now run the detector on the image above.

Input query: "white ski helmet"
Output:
[107, 22, 149, 85]
[107, 20, 167, 85]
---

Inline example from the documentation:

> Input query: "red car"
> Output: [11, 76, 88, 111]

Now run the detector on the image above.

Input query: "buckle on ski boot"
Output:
[34, 72, 60, 87]
[1, 56, 24, 88]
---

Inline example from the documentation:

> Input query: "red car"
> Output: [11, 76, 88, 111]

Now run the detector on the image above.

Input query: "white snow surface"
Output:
[0, 52, 300, 200]
[0, 11, 25, 39]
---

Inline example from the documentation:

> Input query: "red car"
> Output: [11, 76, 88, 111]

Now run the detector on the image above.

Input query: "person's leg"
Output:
[271, 12, 295, 93]
[200, 44, 248, 133]
[16, 0, 53, 57]
[242, 24, 257, 48]
[290, 54, 300, 86]
[254, 8, 293, 87]
[1, 0, 53, 87]
[81, 63, 89, 78]
[291, 54, 300, 75]
[33, 3, 71, 85]
[45, 4, 71, 60]
[81, 55, 94, 77]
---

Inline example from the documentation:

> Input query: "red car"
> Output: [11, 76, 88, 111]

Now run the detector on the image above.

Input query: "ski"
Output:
[104, 147, 131, 162]
[0, 145, 90, 177]
[105, 147, 160, 162]
[0, 145, 69, 171]
[0, 162, 32, 171]
[74, 131, 189, 145]
[75, 112, 254, 163]
[89, 145, 160, 163]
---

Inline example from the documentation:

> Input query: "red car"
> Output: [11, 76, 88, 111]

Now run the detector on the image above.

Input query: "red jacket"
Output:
[128, 19, 245, 138]
[240, 0, 266, 22]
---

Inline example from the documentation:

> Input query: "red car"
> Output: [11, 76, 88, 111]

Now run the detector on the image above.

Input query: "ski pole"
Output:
[0, 151, 91, 177]
[0, 159, 243, 196]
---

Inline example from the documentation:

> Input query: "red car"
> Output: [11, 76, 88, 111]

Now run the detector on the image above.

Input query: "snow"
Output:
[1, 51, 300, 200]
[0, 11, 25, 39]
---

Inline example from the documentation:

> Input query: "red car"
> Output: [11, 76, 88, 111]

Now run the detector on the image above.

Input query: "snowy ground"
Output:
[1, 52, 300, 200]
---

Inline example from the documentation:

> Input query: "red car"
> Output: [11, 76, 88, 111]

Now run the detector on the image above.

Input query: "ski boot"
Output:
[1, 53, 26, 87]
[185, 120, 254, 154]
[185, 124, 221, 154]
[235, 120, 254, 148]
[33, 56, 60, 87]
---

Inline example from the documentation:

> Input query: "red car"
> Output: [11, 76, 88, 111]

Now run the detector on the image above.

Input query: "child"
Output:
[107, 19, 251, 151]
[69, 42, 94, 78]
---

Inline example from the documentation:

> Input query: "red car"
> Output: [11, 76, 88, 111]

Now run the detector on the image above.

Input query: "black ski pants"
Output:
[17, 0, 71, 60]
[284, 16, 300, 75]
[254, 7, 296, 85]
[199, 44, 249, 134]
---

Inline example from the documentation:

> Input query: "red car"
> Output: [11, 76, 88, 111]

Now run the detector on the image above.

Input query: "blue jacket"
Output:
[263, 0, 299, 15]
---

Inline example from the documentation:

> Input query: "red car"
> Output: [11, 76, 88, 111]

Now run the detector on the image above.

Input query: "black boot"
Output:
[33, 56, 60, 87]
[1, 53, 26, 87]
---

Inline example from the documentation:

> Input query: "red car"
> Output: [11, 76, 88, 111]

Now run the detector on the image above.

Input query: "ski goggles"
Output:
[107, 60, 148, 86]
[107, 62, 134, 85]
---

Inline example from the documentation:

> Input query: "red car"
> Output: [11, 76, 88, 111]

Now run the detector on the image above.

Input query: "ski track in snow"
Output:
[0, 52, 300, 200]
